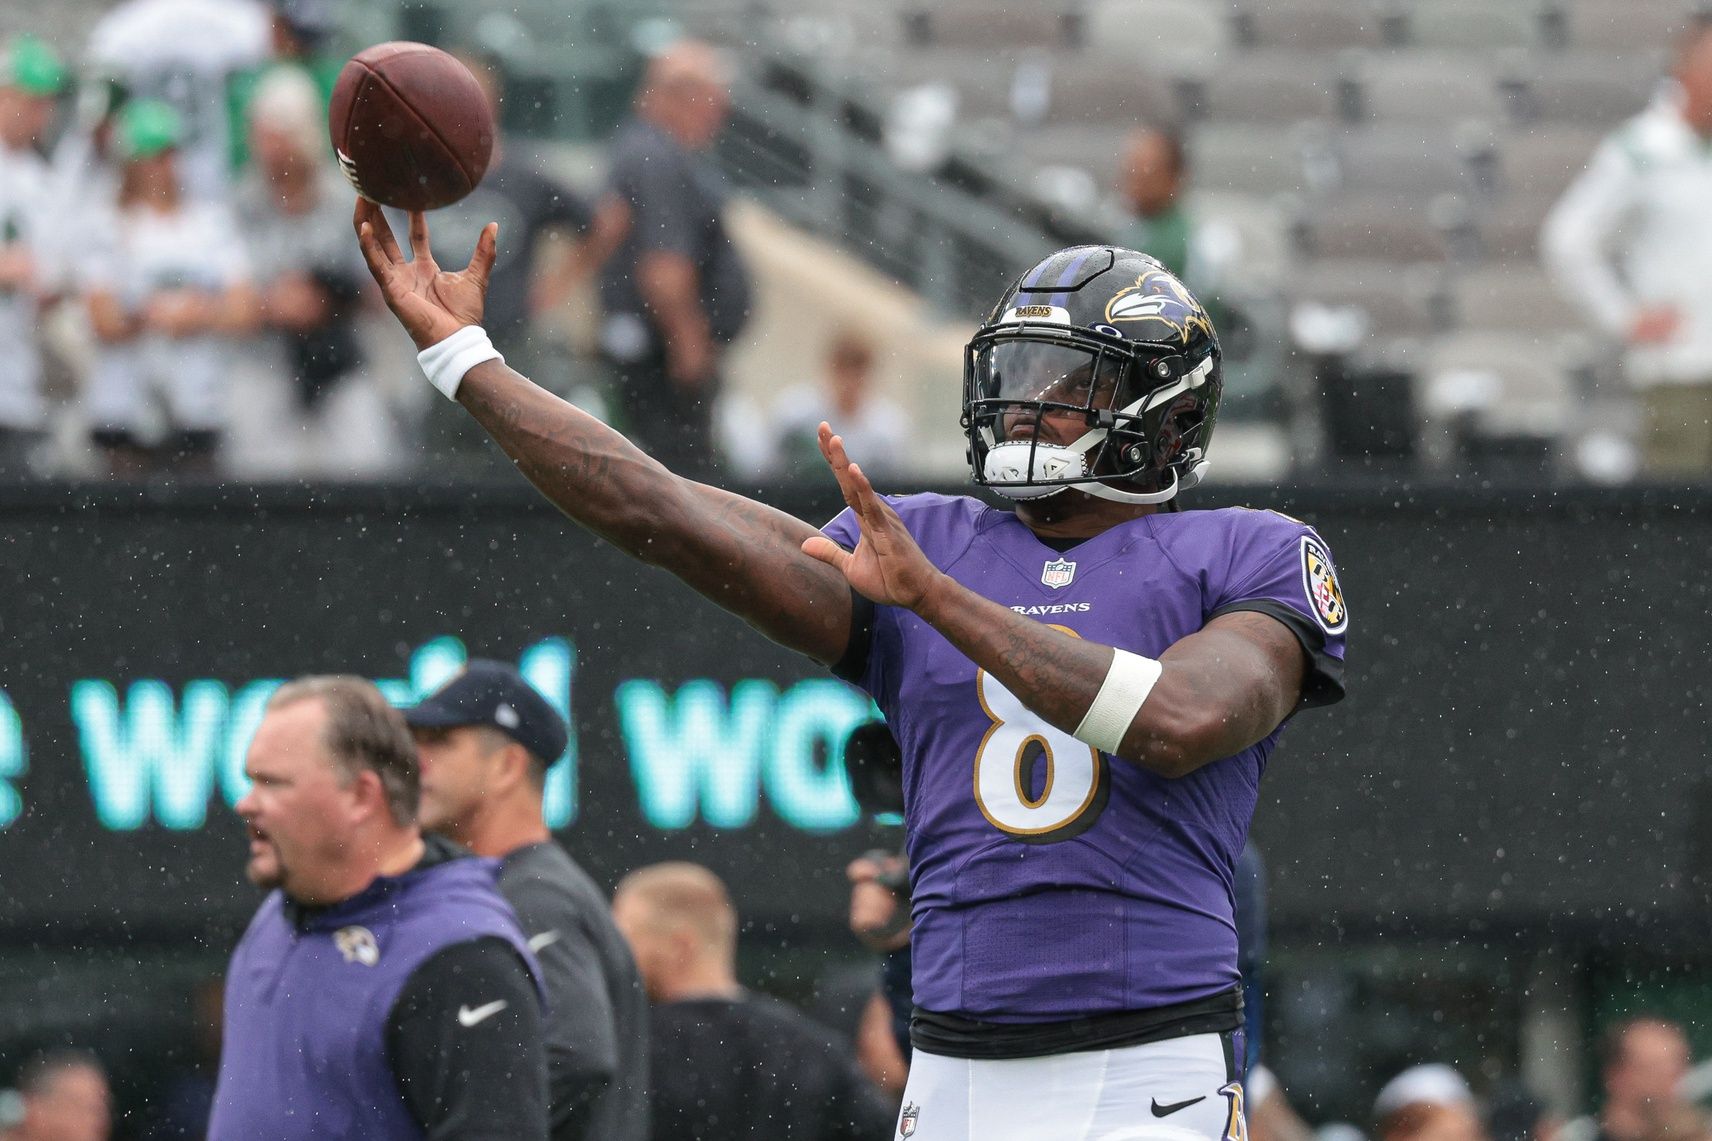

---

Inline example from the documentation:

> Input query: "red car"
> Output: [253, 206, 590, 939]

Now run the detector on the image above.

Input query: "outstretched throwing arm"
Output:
[355, 201, 852, 663]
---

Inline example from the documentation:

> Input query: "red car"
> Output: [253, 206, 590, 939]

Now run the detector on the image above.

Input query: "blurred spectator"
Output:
[1376, 1064, 1478, 1123]
[1543, 19, 1712, 477]
[408, 661, 651, 1141]
[844, 848, 910, 1100]
[1487, 1081, 1562, 1141]
[0, 35, 67, 477]
[1115, 125, 1241, 318]
[417, 51, 608, 470]
[143, 976, 224, 1140]
[83, 0, 272, 202]
[1560, 1018, 1692, 1141]
[6, 1051, 111, 1141]
[1248, 1065, 1315, 1141]
[232, 67, 403, 478]
[1638, 1106, 1712, 1141]
[79, 100, 255, 476]
[612, 861, 896, 1141]
[1379, 1101, 1489, 1141]
[223, 0, 345, 173]
[599, 41, 752, 478]
[263, 0, 341, 99]
[723, 330, 911, 482]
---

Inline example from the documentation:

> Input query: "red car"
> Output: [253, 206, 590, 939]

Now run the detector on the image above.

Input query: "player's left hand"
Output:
[801, 423, 946, 611]
[353, 199, 495, 351]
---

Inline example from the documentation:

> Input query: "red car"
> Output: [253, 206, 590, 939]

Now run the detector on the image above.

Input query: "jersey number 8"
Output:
[972, 632, 1111, 843]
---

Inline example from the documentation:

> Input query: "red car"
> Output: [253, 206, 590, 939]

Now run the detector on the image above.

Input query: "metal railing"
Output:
[352, 0, 1099, 318]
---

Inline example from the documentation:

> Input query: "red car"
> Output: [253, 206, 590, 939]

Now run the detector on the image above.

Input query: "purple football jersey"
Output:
[823, 494, 1347, 1022]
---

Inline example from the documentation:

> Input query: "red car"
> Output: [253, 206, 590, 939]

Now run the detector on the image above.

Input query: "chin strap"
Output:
[981, 355, 1215, 504]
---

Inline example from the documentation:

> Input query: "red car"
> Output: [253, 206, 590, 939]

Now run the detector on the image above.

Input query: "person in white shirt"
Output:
[83, 0, 271, 203]
[1542, 21, 1712, 477]
[725, 329, 912, 481]
[79, 100, 255, 476]
[230, 67, 406, 479]
[0, 36, 67, 476]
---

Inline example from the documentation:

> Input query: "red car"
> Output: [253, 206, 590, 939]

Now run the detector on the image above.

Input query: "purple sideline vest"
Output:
[208, 854, 539, 1140]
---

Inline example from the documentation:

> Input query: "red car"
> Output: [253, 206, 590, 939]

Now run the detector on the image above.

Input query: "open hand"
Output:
[353, 199, 496, 350]
[801, 423, 944, 610]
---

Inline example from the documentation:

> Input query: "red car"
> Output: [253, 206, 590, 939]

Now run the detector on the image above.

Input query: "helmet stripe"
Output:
[1044, 248, 1097, 310]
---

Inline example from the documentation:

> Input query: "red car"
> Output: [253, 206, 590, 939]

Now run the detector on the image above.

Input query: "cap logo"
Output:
[334, 925, 379, 966]
[495, 703, 520, 730]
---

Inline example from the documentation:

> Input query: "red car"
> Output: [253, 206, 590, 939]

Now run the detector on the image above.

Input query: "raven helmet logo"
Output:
[1103, 268, 1214, 345]
[334, 925, 380, 966]
[899, 1103, 920, 1137]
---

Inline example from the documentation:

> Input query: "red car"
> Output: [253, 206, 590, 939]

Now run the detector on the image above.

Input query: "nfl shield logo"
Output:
[899, 1103, 920, 1137]
[1042, 559, 1077, 589]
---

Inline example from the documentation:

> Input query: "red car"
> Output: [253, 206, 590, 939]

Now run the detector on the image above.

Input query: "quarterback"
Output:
[356, 202, 1346, 1141]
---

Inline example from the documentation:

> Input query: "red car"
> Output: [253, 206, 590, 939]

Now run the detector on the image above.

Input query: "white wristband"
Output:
[416, 325, 503, 400]
[1073, 649, 1163, 754]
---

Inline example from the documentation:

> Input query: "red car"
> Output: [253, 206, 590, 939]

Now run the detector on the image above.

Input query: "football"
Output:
[327, 41, 494, 211]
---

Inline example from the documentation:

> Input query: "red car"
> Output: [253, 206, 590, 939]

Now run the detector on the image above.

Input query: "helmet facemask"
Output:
[963, 323, 1217, 505]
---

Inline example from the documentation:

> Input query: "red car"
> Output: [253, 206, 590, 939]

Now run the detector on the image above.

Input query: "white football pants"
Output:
[894, 1031, 1246, 1141]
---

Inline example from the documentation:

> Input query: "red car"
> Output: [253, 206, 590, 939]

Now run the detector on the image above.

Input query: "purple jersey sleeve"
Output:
[1206, 511, 1348, 708]
[819, 503, 877, 686]
[820, 505, 861, 550]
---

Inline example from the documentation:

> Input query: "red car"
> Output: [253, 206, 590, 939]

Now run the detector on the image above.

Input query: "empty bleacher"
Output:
[737, 0, 1709, 470]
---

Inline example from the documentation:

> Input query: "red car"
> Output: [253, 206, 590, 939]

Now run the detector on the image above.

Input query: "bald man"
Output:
[597, 40, 751, 477]
[612, 862, 894, 1141]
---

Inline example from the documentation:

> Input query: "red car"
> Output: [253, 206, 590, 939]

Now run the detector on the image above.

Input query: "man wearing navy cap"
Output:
[406, 660, 650, 1141]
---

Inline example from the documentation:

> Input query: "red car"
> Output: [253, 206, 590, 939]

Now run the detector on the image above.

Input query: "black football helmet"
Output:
[963, 246, 1222, 505]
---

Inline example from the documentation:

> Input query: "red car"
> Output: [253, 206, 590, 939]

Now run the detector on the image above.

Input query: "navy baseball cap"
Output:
[403, 660, 568, 765]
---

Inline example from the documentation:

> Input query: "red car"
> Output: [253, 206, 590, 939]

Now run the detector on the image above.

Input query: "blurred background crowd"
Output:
[5, 0, 1712, 1137]
[4, 0, 1712, 486]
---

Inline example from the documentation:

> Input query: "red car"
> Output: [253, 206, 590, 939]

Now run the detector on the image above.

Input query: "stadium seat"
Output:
[1403, 3, 1544, 53]
[1010, 123, 1128, 189]
[1552, 0, 1705, 53]
[1449, 264, 1581, 334]
[1492, 124, 1603, 201]
[1191, 122, 1313, 195]
[1180, 49, 1341, 124]
[1421, 328, 1576, 435]
[1326, 123, 1480, 196]
[1500, 51, 1664, 124]
[1290, 190, 1456, 260]
[1295, 258, 1451, 337]
[1231, 0, 1391, 51]
[1082, 0, 1233, 70]
[1044, 67, 1178, 126]
[1346, 51, 1506, 125]
[1467, 193, 1557, 262]
[907, 5, 1080, 51]
[858, 49, 1037, 121]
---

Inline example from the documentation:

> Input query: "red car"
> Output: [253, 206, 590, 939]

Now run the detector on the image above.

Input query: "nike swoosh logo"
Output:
[457, 1000, 508, 1027]
[527, 930, 561, 952]
[1151, 1096, 1206, 1117]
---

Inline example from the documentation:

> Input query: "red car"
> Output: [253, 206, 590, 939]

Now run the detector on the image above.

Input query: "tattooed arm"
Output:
[800, 426, 1303, 777]
[354, 203, 852, 663]
[457, 360, 850, 659]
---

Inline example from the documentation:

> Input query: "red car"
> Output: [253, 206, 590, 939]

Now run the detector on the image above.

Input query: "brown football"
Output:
[328, 42, 494, 211]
